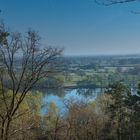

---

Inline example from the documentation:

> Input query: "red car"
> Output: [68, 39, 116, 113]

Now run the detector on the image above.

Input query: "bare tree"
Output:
[0, 27, 62, 140]
[94, 0, 136, 6]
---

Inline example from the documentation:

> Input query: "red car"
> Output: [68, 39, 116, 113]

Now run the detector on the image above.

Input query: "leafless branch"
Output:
[0, 28, 62, 140]
[95, 0, 136, 6]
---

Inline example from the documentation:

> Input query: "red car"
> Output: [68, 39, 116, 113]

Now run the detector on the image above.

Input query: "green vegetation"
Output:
[57, 56, 140, 89]
[1, 82, 140, 140]
[1, 21, 140, 140]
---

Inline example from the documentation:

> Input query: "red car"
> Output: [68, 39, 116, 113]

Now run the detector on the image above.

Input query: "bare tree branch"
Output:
[0, 28, 62, 140]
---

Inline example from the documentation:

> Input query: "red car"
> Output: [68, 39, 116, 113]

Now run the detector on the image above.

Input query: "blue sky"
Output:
[1, 0, 140, 55]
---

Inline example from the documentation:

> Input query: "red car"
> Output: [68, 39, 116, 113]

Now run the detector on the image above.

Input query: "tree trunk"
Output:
[0, 117, 11, 140]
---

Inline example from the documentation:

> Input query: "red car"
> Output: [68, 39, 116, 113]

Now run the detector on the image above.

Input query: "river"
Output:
[41, 88, 103, 115]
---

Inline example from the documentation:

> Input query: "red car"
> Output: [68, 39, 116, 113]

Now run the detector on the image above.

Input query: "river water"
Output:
[41, 88, 103, 115]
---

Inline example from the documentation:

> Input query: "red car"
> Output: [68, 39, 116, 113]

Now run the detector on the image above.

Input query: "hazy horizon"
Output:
[63, 52, 140, 57]
[1, 0, 140, 55]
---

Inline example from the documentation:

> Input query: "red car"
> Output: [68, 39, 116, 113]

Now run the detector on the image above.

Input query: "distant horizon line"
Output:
[63, 53, 140, 57]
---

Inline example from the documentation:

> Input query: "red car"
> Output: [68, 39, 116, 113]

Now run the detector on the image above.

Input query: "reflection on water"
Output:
[41, 88, 102, 115]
